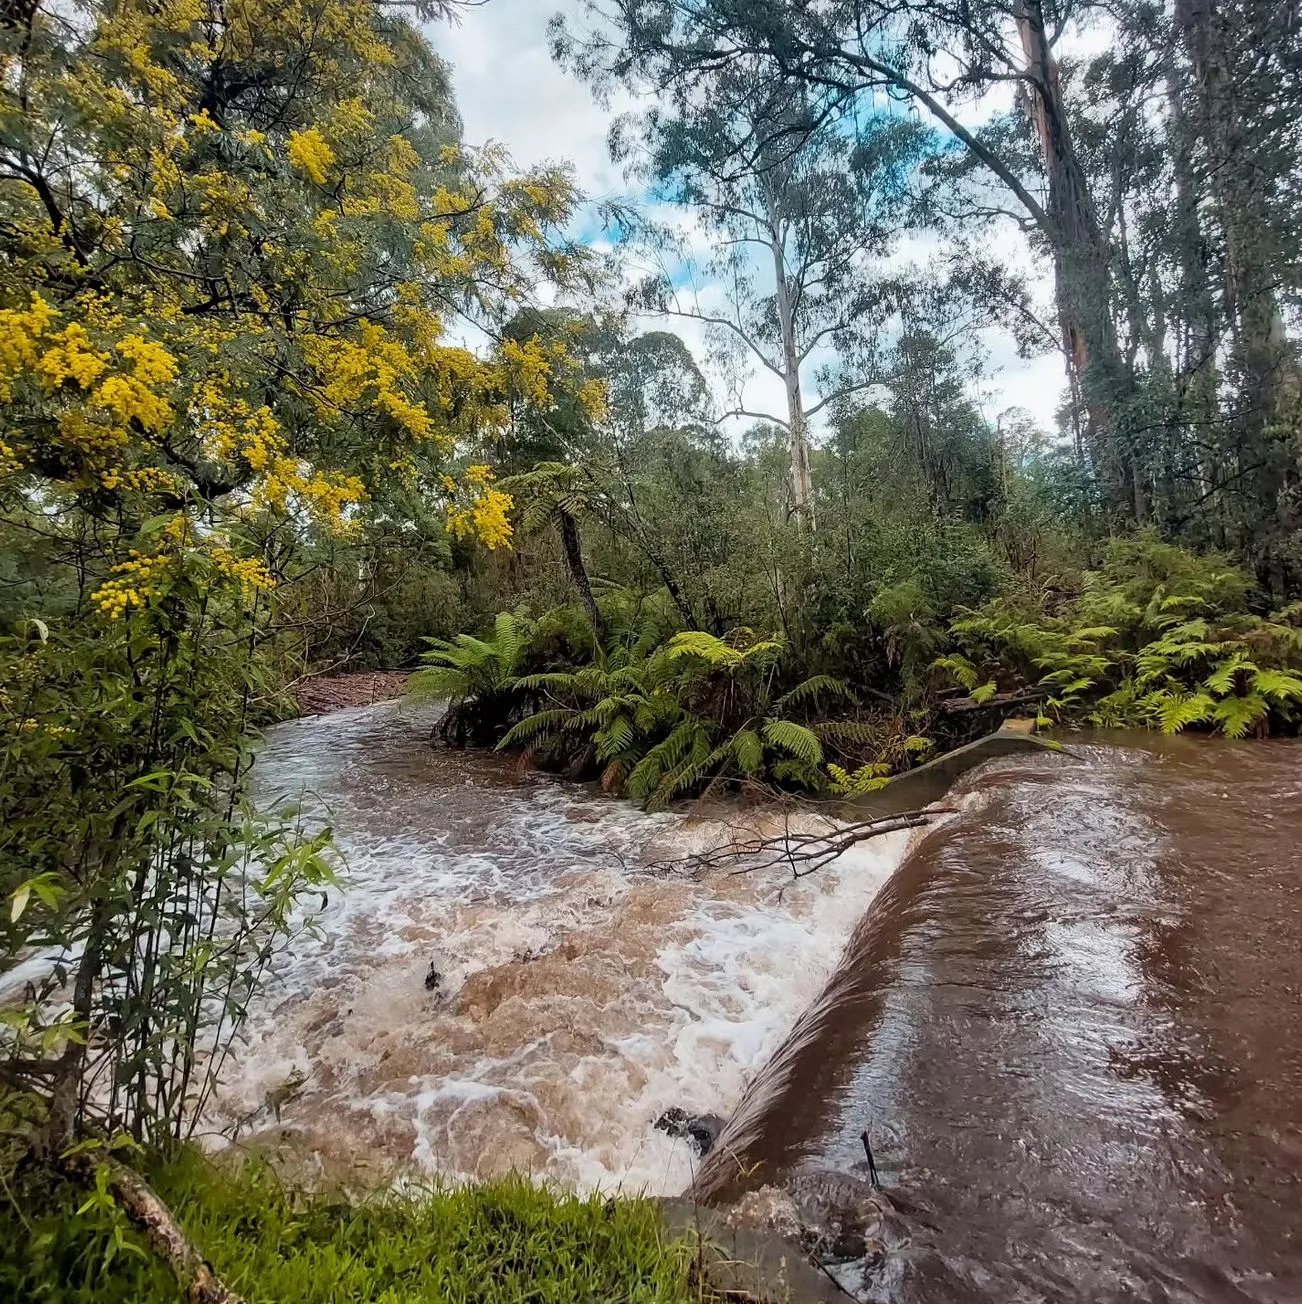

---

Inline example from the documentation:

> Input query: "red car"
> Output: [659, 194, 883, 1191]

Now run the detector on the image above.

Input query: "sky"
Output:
[432, 0, 1068, 435]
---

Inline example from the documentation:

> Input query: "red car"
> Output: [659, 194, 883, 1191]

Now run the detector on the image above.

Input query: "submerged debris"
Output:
[654, 1107, 725, 1156]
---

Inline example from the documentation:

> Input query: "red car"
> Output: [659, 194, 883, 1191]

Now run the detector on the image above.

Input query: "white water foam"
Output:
[201, 700, 916, 1196]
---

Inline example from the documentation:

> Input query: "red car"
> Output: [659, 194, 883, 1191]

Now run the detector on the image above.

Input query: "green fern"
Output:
[775, 675, 858, 710]
[731, 727, 764, 776]
[761, 719, 824, 766]
[1212, 693, 1269, 738]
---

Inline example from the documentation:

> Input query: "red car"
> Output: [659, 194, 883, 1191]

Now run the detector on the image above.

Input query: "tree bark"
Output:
[763, 184, 815, 530]
[62, 1153, 245, 1304]
[1177, 0, 1302, 589]
[1013, 0, 1136, 518]
[559, 512, 604, 638]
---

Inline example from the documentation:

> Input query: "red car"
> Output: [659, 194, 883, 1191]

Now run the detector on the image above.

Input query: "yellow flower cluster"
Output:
[93, 550, 171, 618]
[305, 322, 436, 442]
[210, 547, 275, 600]
[117, 465, 177, 493]
[0, 294, 57, 401]
[446, 465, 514, 551]
[287, 127, 336, 185]
[37, 322, 110, 390]
[59, 410, 129, 456]
[0, 436, 24, 479]
[288, 467, 368, 531]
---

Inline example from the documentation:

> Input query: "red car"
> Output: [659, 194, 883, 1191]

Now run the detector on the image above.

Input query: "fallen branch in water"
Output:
[61, 1150, 244, 1304]
[642, 808, 952, 881]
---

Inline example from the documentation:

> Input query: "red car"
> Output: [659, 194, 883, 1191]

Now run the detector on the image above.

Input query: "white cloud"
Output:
[431, 0, 1071, 437]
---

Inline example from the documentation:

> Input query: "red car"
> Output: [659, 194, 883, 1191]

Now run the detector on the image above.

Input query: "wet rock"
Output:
[654, 1107, 725, 1156]
[657, 1198, 846, 1304]
[424, 962, 442, 992]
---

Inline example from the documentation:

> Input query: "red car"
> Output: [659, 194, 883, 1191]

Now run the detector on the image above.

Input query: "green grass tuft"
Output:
[2, 1148, 705, 1303]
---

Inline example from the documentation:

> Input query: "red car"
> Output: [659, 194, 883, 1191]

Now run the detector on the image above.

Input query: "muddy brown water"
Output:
[697, 735, 1302, 1303]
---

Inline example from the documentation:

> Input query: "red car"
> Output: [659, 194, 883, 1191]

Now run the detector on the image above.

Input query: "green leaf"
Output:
[970, 680, 998, 704]
[1211, 693, 1269, 738]
[1252, 669, 1302, 703]
[931, 654, 979, 691]
[10, 883, 31, 923]
[775, 675, 858, 710]
[1151, 690, 1217, 734]
[731, 727, 764, 776]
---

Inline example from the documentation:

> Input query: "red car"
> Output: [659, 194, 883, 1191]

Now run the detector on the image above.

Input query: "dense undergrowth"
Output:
[1, 1146, 702, 1304]
[411, 536, 1302, 808]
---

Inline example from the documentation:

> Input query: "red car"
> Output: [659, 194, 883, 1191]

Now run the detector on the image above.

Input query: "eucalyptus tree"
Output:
[598, 56, 933, 529]
[556, 0, 1137, 516]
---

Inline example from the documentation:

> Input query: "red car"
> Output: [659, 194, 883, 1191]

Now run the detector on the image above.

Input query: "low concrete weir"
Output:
[695, 735, 1302, 1303]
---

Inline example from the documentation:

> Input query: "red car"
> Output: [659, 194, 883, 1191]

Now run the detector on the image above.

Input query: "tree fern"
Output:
[761, 719, 823, 766]
[827, 761, 892, 796]
[1212, 693, 1269, 738]
[1251, 668, 1302, 703]
[731, 727, 764, 776]
[1146, 690, 1217, 734]
[774, 675, 858, 710]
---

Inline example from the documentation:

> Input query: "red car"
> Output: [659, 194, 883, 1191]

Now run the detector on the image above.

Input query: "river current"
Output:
[204, 700, 917, 1194]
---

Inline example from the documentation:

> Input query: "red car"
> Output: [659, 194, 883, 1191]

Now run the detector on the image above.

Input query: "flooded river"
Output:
[696, 736, 1302, 1303]
[205, 700, 915, 1194]
[209, 709, 1302, 1301]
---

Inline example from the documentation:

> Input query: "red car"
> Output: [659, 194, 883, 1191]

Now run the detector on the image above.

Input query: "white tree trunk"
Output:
[765, 200, 815, 530]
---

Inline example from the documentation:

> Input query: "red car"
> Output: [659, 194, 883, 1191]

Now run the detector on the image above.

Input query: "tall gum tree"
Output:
[599, 62, 931, 530]
[558, 0, 1141, 518]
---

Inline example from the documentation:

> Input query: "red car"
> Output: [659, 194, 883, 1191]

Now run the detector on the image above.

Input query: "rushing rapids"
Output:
[203, 700, 917, 1194]
[696, 735, 1302, 1303]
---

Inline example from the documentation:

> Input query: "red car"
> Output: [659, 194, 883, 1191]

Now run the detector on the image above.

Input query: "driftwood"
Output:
[936, 689, 1046, 714]
[642, 808, 949, 882]
[62, 1151, 245, 1304]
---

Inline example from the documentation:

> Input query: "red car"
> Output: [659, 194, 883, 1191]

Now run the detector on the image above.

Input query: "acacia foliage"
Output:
[0, 0, 593, 1151]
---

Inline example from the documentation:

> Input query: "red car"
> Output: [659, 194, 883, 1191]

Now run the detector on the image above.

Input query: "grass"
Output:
[2, 1147, 707, 1303]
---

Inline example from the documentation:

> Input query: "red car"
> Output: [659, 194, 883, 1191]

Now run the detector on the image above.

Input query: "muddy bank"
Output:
[696, 736, 1302, 1302]
[295, 670, 410, 715]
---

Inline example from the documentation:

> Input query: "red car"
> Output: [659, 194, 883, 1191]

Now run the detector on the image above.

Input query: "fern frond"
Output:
[406, 666, 469, 703]
[496, 709, 572, 749]
[761, 719, 823, 765]
[932, 654, 979, 691]
[1145, 690, 1216, 734]
[775, 675, 858, 710]
[1212, 693, 1269, 738]
[730, 727, 764, 776]
[1251, 668, 1302, 703]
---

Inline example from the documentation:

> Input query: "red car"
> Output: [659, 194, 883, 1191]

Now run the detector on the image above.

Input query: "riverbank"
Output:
[295, 670, 410, 715]
[1, 1147, 706, 1304]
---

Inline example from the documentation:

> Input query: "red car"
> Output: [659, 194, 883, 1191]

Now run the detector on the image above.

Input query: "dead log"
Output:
[62, 1151, 245, 1304]
[936, 689, 1046, 714]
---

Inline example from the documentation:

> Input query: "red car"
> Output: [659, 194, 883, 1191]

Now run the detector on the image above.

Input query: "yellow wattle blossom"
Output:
[210, 547, 276, 600]
[446, 465, 514, 551]
[0, 293, 56, 400]
[36, 323, 109, 391]
[93, 550, 171, 619]
[287, 127, 336, 185]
